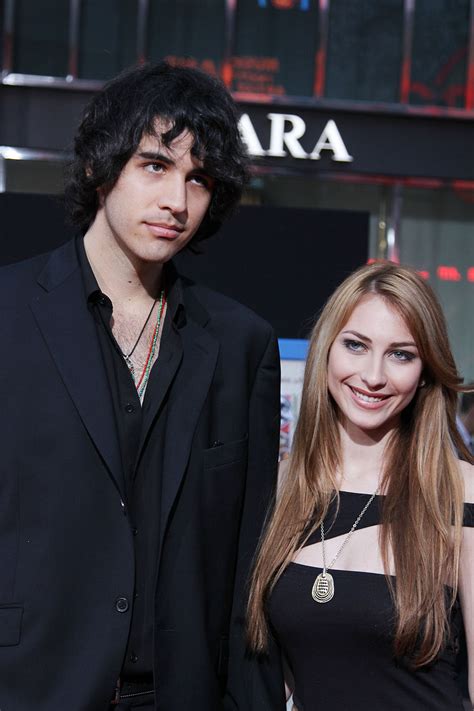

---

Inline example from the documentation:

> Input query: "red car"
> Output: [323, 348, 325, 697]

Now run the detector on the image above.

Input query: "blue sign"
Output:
[278, 339, 309, 361]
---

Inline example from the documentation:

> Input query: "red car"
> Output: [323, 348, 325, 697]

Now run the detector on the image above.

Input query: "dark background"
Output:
[0, 193, 368, 338]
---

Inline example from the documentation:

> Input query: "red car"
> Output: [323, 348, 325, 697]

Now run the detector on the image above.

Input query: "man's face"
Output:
[95, 121, 214, 265]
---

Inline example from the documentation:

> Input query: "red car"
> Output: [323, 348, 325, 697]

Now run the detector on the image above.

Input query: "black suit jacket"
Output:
[0, 239, 285, 710]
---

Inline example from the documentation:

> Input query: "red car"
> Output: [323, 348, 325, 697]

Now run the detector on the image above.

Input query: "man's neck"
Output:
[83, 229, 164, 305]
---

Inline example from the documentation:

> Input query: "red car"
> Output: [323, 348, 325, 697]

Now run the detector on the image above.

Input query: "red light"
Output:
[437, 266, 462, 282]
[467, 268, 474, 282]
[417, 270, 430, 280]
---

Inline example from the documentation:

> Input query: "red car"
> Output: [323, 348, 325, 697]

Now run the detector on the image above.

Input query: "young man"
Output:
[0, 63, 284, 710]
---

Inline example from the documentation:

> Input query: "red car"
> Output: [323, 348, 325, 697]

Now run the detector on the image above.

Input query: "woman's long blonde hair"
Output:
[248, 261, 472, 666]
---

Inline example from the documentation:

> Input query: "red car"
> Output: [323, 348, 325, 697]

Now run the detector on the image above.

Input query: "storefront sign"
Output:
[233, 102, 474, 180]
[1, 86, 472, 181]
[239, 113, 354, 162]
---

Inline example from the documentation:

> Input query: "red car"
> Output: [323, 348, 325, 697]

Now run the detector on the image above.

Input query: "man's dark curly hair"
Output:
[65, 61, 250, 248]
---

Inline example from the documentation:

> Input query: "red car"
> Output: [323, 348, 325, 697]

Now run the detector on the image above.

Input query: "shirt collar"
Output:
[76, 235, 102, 302]
[76, 236, 185, 324]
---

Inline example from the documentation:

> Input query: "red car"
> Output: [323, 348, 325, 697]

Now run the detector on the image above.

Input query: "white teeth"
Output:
[352, 389, 384, 403]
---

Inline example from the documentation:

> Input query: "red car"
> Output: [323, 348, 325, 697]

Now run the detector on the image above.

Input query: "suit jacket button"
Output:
[115, 596, 129, 613]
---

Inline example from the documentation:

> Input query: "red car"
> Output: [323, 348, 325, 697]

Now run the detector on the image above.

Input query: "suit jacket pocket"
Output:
[203, 435, 248, 470]
[0, 605, 23, 646]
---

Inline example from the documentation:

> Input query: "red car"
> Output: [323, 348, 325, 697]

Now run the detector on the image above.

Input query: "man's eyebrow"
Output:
[135, 150, 207, 173]
[341, 330, 417, 348]
[136, 150, 174, 164]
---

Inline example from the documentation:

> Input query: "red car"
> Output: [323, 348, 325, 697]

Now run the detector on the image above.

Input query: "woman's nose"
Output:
[361, 356, 387, 389]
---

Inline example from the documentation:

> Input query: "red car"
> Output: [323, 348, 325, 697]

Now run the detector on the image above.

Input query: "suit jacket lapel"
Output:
[137, 323, 183, 465]
[30, 240, 124, 495]
[159, 301, 218, 543]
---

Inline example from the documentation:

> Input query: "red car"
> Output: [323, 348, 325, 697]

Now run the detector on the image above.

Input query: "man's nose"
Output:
[157, 174, 187, 215]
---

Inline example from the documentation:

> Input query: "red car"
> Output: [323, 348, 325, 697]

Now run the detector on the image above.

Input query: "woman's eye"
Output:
[391, 350, 416, 362]
[343, 339, 365, 352]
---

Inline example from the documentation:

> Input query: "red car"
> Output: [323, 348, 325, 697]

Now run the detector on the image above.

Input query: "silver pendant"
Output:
[312, 571, 334, 603]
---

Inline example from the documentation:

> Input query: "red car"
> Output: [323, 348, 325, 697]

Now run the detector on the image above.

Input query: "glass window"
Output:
[147, 0, 225, 78]
[79, 0, 138, 80]
[3, 158, 65, 194]
[253, 172, 382, 253]
[325, 0, 404, 103]
[232, 0, 319, 97]
[13, 0, 69, 76]
[409, 0, 469, 108]
[398, 185, 474, 380]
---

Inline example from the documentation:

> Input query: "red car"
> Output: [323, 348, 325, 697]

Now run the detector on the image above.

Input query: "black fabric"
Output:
[463, 501, 474, 527]
[110, 701, 154, 711]
[302, 491, 383, 546]
[302, 494, 474, 546]
[0, 238, 285, 710]
[268, 491, 473, 711]
[77, 239, 184, 676]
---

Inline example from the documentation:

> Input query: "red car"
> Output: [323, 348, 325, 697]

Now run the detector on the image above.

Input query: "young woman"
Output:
[249, 262, 474, 710]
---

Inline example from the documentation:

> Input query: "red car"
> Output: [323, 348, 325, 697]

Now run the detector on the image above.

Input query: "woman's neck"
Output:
[337, 423, 395, 493]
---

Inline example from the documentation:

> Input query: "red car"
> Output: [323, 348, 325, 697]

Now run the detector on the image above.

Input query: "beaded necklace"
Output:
[123, 290, 166, 401]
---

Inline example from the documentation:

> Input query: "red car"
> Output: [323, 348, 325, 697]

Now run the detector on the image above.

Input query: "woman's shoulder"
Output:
[458, 459, 474, 504]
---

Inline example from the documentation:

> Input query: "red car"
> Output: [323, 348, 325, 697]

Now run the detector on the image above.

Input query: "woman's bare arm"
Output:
[459, 461, 474, 709]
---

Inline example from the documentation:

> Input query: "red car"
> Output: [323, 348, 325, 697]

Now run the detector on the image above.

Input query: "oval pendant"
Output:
[311, 571, 334, 603]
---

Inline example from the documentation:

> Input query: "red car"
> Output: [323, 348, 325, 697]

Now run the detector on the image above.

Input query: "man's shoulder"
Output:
[182, 277, 274, 335]
[0, 240, 77, 306]
[0, 250, 49, 288]
[0, 242, 65, 276]
[0, 239, 76, 282]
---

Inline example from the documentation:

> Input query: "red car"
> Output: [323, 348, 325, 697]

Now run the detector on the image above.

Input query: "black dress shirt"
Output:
[77, 238, 184, 679]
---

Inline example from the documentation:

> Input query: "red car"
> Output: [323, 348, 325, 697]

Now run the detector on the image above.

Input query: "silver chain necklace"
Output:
[311, 488, 379, 603]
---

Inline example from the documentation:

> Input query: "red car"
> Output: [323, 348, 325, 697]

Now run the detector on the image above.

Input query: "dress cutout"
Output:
[268, 491, 473, 711]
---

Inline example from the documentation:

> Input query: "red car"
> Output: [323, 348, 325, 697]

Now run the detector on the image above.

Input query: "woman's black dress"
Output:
[268, 492, 474, 711]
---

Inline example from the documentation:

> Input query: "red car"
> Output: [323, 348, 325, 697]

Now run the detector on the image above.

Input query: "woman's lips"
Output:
[347, 385, 391, 409]
[145, 222, 184, 239]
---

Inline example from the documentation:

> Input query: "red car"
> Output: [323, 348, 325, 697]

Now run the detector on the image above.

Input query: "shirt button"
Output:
[115, 596, 129, 613]
[130, 653, 138, 663]
[124, 403, 135, 414]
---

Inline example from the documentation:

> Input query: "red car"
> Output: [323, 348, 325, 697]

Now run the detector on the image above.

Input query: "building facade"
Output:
[1, 0, 473, 378]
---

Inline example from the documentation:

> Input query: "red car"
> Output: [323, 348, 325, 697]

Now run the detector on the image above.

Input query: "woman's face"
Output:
[327, 294, 424, 438]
